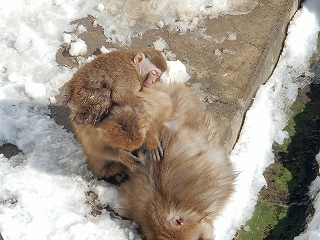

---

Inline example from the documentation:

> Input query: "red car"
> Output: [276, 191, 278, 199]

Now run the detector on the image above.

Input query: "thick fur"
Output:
[64, 48, 167, 124]
[71, 87, 172, 179]
[119, 83, 236, 240]
[136, 86, 172, 158]
[73, 105, 149, 178]
[64, 49, 169, 178]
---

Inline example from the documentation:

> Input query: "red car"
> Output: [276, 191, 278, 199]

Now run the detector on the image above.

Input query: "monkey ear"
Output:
[134, 52, 145, 65]
[67, 99, 74, 109]
[170, 215, 184, 229]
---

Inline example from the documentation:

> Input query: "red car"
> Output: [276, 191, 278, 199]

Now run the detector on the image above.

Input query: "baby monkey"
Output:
[65, 48, 167, 124]
[64, 49, 171, 179]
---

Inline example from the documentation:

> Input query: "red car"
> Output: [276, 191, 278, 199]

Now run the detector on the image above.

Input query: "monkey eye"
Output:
[150, 70, 162, 79]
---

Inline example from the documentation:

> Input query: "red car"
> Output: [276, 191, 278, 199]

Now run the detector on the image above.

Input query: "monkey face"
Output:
[140, 214, 214, 240]
[143, 65, 163, 88]
[134, 51, 166, 88]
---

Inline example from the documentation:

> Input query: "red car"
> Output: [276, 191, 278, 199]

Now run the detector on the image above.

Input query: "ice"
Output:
[153, 38, 167, 51]
[97, 3, 105, 12]
[8, 73, 19, 83]
[25, 81, 46, 100]
[161, 60, 191, 84]
[69, 38, 88, 56]
[14, 35, 31, 52]
[227, 32, 237, 40]
[63, 33, 72, 44]
[157, 21, 164, 28]
[100, 46, 109, 54]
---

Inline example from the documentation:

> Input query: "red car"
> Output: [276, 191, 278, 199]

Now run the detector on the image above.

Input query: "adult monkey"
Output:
[64, 48, 170, 179]
[119, 82, 236, 239]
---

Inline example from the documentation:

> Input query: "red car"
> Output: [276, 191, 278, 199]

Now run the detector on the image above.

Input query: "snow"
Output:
[214, 0, 320, 238]
[0, 0, 319, 240]
[161, 61, 191, 84]
[69, 39, 88, 56]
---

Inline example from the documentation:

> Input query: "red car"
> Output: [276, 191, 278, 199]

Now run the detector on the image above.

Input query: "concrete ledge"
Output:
[54, 0, 300, 153]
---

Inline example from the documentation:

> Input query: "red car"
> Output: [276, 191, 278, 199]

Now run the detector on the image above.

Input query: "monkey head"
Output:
[134, 49, 168, 88]
[64, 67, 112, 125]
[139, 210, 214, 240]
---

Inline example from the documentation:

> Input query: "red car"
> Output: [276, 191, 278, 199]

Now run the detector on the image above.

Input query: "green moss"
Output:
[236, 201, 288, 240]
[273, 98, 307, 153]
[235, 84, 320, 240]
[267, 166, 292, 192]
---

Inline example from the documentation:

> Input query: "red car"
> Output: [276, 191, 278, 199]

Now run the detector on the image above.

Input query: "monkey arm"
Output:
[73, 121, 144, 179]
[136, 86, 173, 162]
[143, 124, 164, 161]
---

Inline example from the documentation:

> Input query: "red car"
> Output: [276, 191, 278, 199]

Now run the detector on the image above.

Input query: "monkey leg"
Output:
[86, 147, 141, 179]
[67, 87, 112, 124]
[143, 130, 162, 161]
[97, 105, 150, 151]
[87, 156, 127, 179]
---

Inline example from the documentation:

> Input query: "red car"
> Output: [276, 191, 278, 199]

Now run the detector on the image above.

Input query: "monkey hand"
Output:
[119, 149, 142, 171]
[149, 146, 164, 162]
[142, 137, 163, 162]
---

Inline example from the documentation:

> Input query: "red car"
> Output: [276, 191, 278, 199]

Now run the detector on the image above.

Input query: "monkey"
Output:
[72, 104, 149, 179]
[64, 48, 167, 125]
[64, 48, 170, 179]
[118, 82, 237, 240]
[71, 87, 172, 179]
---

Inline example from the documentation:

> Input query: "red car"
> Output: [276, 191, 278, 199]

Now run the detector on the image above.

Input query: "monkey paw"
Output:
[148, 146, 163, 162]
[143, 138, 163, 162]
[120, 149, 142, 171]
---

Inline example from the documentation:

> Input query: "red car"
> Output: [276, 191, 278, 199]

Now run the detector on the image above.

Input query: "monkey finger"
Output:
[84, 115, 94, 124]
[154, 150, 161, 162]
[149, 147, 161, 162]
[158, 146, 164, 158]
[156, 146, 164, 161]
[129, 153, 142, 166]
[149, 150, 156, 162]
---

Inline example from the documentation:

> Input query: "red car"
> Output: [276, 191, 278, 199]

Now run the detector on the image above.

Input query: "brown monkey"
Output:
[119, 82, 236, 240]
[64, 49, 169, 178]
[65, 48, 167, 153]
[72, 87, 172, 179]
[64, 48, 167, 125]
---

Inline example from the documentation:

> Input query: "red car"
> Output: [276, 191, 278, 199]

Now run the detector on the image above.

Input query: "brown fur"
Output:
[136, 86, 172, 159]
[70, 87, 172, 179]
[64, 48, 167, 124]
[73, 105, 149, 178]
[64, 49, 170, 178]
[119, 83, 236, 240]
